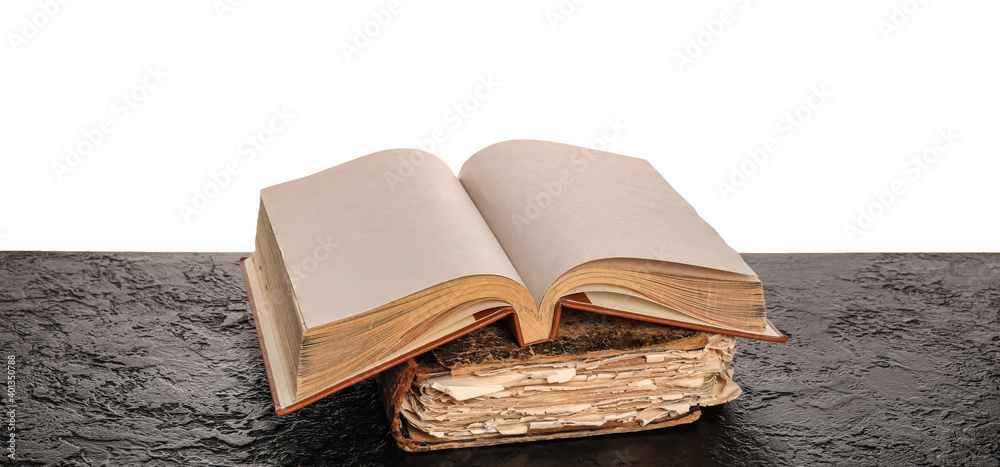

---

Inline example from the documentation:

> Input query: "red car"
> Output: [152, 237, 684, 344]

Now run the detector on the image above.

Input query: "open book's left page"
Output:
[259, 149, 525, 329]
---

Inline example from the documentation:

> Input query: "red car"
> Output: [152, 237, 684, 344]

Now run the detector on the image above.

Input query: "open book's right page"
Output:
[458, 139, 756, 306]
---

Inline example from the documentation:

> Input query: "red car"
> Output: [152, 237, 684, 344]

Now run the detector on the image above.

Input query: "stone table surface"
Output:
[0, 252, 998, 466]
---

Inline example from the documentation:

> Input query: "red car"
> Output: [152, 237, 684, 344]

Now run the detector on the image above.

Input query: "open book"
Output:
[241, 139, 785, 414]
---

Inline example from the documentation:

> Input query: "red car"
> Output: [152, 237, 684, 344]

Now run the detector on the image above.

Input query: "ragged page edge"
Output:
[395, 406, 702, 451]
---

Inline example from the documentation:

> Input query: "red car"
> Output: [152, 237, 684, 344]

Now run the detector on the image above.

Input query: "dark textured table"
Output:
[0, 252, 997, 466]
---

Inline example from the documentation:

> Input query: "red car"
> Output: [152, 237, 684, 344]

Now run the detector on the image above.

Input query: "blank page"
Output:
[458, 140, 755, 305]
[261, 149, 524, 328]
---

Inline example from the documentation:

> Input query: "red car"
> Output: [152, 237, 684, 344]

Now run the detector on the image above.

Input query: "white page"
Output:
[261, 149, 524, 328]
[458, 140, 756, 305]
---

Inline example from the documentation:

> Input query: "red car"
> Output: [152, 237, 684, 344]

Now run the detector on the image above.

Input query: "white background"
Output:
[2, 1, 998, 253]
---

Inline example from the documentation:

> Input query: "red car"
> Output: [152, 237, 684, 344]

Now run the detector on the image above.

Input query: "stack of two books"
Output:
[241, 140, 785, 451]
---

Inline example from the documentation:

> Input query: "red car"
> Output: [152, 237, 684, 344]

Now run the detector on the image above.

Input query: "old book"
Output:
[242, 139, 785, 415]
[379, 307, 742, 451]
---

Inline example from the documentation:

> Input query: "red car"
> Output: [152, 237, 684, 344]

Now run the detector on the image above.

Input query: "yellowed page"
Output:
[458, 140, 756, 305]
[580, 291, 783, 339]
[261, 149, 524, 329]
